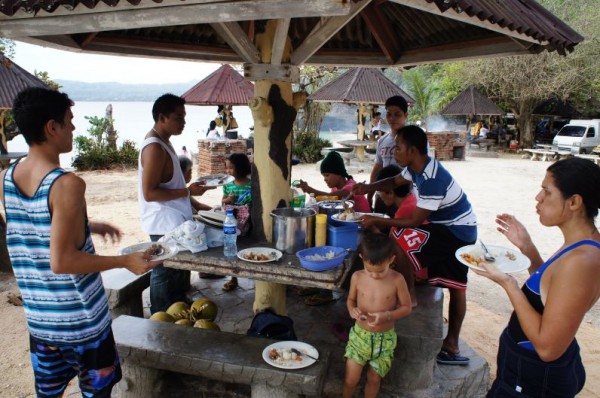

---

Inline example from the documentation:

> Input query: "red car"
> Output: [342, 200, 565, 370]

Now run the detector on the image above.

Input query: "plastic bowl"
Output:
[296, 246, 348, 271]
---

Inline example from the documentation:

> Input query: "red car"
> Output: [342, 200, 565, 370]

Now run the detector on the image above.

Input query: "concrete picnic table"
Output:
[523, 148, 571, 161]
[337, 139, 376, 161]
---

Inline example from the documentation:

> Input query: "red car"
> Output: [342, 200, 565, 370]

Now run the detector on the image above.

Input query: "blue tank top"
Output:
[508, 239, 600, 351]
[3, 164, 111, 345]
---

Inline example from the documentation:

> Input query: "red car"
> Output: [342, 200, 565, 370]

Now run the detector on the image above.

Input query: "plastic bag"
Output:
[160, 220, 208, 253]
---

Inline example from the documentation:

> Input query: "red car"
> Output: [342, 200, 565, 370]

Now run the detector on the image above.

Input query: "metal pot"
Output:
[317, 200, 354, 216]
[270, 208, 316, 254]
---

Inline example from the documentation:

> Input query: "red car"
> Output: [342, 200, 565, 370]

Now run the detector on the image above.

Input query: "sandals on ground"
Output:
[436, 349, 470, 365]
[297, 287, 319, 297]
[304, 293, 335, 306]
[222, 278, 238, 291]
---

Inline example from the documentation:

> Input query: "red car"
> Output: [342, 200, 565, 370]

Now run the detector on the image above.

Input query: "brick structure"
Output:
[426, 131, 467, 160]
[197, 139, 247, 176]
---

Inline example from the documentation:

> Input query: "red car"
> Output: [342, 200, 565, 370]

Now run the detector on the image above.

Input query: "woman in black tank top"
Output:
[473, 158, 600, 397]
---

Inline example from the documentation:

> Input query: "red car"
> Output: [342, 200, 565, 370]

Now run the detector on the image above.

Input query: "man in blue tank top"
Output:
[356, 125, 478, 366]
[0, 87, 160, 397]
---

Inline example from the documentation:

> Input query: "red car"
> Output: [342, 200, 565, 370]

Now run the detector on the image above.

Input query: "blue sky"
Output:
[13, 41, 222, 84]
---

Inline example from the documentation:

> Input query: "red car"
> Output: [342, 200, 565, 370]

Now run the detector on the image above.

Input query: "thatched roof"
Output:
[308, 68, 414, 105]
[440, 86, 504, 116]
[0, 52, 49, 109]
[182, 64, 254, 106]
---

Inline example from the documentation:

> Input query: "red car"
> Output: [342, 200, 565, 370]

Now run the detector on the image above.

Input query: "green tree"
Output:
[0, 38, 15, 57]
[402, 66, 439, 125]
[295, 66, 339, 134]
[34, 70, 62, 90]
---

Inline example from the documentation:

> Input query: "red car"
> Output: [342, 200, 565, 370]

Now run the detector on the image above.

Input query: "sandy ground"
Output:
[1, 153, 599, 397]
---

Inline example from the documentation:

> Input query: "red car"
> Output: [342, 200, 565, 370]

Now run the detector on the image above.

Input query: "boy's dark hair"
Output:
[376, 165, 410, 197]
[358, 233, 396, 265]
[227, 152, 251, 178]
[12, 87, 73, 146]
[384, 95, 408, 113]
[374, 112, 381, 117]
[178, 155, 193, 173]
[152, 93, 185, 122]
[396, 125, 428, 155]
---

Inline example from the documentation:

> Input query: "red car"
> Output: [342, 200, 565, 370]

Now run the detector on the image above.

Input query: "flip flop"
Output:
[297, 287, 319, 297]
[436, 349, 470, 365]
[304, 294, 335, 306]
[222, 278, 238, 292]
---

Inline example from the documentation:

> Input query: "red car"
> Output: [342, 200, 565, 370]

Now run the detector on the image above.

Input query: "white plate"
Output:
[262, 341, 319, 369]
[237, 247, 283, 263]
[196, 174, 234, 187]
[198, 210, 226, 222]
[118, 242, 179, 261]
[193, 214, 224, 228]
[331, 212, 389, 223]
[455, 244, 530, 274]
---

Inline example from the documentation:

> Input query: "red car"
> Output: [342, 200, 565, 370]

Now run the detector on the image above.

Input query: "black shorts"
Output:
[391, 223, 473, 290]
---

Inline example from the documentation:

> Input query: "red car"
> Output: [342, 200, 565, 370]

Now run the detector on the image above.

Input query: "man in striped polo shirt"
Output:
[0, 87, 159, 397]
[356, 125, 478, 366]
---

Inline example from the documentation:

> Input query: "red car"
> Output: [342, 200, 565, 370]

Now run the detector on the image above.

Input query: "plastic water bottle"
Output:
[306, 193, 319, 213]
[223, 209, 237, 257]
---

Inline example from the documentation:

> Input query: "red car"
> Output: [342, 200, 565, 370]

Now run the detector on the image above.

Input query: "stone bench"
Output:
[469, 139, 496, 151]
[101, 269, 150, 318]
[112, 315, 331, 398]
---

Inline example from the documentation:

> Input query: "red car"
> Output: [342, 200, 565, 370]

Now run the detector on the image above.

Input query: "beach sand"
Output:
[1, 153, 599, 397]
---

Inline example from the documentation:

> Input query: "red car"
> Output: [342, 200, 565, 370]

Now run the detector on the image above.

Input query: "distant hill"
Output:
[56, 80, 197, 101]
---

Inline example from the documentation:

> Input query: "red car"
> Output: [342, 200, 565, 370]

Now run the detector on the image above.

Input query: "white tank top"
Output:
[138, 137, 193, 235]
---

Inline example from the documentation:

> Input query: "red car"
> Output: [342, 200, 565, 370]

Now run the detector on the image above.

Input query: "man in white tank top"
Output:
[139, 94, 215, 313]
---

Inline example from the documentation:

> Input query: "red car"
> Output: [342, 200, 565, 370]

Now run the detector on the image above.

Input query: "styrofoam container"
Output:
[296, 246, 348, 271]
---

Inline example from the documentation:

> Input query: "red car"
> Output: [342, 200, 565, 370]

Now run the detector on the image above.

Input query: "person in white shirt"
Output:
[206, 120, 220, 139]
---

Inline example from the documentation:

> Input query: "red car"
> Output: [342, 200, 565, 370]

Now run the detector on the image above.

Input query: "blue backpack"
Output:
[246, 308, 297, 341]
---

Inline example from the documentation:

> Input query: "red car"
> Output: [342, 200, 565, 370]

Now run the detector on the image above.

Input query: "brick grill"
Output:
[197, 139, 247, 176]
[426, 132, 467, 160]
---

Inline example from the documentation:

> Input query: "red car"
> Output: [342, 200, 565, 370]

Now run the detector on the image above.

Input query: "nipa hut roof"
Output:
[440, 86, 504, 116]
[181, 64, 254, 106]
[308, 68, 414, 105]
[0, 52, 49, 109]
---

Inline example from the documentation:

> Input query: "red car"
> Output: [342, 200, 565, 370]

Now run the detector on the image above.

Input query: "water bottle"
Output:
[223, 209, 237, 257]
[306, 193, 319, 213]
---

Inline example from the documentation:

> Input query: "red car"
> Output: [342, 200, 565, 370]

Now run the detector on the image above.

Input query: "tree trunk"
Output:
[356, 104, 368, 140]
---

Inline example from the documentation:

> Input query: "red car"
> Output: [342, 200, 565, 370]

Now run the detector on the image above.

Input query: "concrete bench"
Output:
[469, 139, 496, 151]
[112, 315, 330, 398]
[101, 269, 150, 318]
[523, 148, 556, 161]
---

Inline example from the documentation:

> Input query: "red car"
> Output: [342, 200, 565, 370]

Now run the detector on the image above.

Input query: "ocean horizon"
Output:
[8, 101, 357, 168]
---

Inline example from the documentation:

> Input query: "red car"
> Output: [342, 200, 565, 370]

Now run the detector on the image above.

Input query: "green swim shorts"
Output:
[344, 323, 397, 377]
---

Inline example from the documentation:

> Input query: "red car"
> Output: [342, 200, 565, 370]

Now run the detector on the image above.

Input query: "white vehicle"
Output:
[552, 119, 600, 154]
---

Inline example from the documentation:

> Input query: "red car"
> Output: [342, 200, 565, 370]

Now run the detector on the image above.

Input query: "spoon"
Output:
[290, 348, 319, 362]
[479, 240, 495, 262]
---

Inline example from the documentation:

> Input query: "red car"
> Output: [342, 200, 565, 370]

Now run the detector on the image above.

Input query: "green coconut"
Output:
[174, 319, 194, 326]
[191, 298, 218, 321]
[166, 301, 190, 320]
[193, 319, 220, 331]
[149, 311, 175, 323]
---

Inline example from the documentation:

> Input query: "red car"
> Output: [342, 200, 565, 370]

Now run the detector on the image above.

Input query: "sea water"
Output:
[7, 101, 357, 168]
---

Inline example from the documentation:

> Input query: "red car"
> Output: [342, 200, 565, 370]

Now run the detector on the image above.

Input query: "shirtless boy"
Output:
[344, 233, 412, 398]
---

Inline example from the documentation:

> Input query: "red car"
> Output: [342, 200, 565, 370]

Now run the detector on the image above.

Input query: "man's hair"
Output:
[384, 96, 408, 113]
[12, 87, 73, 146]
[396, 125, 428, 155]
[152, 93, 185, 122]
[376, 165, 410, 197]
[358, 233, 396, 265]
[178, 155, 193, 173]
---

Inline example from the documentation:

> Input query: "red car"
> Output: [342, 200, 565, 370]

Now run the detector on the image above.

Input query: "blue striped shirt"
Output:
[402, 157, 477, 242]
[3, 165, 111, 345]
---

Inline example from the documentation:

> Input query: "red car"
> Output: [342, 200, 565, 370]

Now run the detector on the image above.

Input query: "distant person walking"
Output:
[179, 145, 192, 160]
[1, 87, 159, 397]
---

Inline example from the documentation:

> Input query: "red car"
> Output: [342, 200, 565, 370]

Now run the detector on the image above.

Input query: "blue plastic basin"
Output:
[296, 246, 348, 271]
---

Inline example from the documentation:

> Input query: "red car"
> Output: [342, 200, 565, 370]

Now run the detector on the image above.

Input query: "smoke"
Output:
[425, 115, 466, 133]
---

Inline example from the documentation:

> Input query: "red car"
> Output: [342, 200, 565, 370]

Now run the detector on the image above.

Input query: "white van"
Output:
[552, 119, 600, 154]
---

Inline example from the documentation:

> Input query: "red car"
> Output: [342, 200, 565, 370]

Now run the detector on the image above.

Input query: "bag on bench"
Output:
[247, 308, 297, 340]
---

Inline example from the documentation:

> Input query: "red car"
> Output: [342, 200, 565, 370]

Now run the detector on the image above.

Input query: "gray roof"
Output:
[0, 52, 49, 109]
[308, 68, 414, 105]
[440, 86, 504, 116]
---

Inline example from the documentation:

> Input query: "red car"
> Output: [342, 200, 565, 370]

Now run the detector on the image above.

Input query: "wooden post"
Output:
[357, 103, 368, 141]
[246, 20, 302, 315]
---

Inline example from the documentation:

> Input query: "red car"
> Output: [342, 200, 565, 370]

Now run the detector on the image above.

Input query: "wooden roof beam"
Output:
[360, 1, 400, 64]
[290, 0, 372, 65]
[0, 0, 350, 38]
[270, 18, 291, 65]
[210, 22, 260, 64]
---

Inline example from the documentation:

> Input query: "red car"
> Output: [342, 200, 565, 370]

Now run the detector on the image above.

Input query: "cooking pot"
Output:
[270, 208, 316, 254]
[317, 200, 354, 217]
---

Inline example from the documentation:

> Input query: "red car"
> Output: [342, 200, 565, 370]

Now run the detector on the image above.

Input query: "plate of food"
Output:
[237, 247, 283, 263]
[118, 242, 179, 262]
[455, 244, 530, 274]
[196, 174, 234, 187]
[262, 341, 319, 369]
[331, 210, 388, 223]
